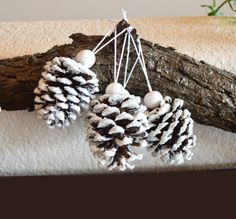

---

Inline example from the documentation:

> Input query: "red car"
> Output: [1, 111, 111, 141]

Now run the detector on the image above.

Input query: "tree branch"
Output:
[0, 20, 235, 133]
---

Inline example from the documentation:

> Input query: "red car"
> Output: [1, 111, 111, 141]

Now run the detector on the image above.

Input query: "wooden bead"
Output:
[75, 50, 96, 68]
[105, 83, 129, 95]
[144, 91, 163, 109]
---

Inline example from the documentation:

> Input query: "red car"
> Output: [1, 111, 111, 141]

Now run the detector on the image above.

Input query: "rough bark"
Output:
[0, 20, 235, 133]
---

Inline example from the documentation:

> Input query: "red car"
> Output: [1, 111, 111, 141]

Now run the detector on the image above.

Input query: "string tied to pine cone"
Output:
[33, 17, 132, 129]
[34, 57, 99, 128]
[87, 92, 149, 171]
[125, 31, 197, 165]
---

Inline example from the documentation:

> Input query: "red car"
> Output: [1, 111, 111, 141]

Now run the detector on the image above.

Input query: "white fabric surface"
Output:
[0, 17, 235, 176]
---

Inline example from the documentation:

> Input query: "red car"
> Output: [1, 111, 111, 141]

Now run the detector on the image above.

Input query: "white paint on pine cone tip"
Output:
[115, 112, 133, 121]
[116, 137, 133, 146]
[57, 77, 72, 85]
[105, 82, 129, 95]
[108, 125, 125, 134]
[42, 72, 56, 82]
[144, 91, 163, 109]
[56, 102, 69, 109]
[38, 79, 47, 91]
[75, 49, 96, 68]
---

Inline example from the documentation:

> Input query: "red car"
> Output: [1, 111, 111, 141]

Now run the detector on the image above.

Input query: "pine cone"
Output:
[34, 57, 99, 128]
[146, 96, 196, 165]
[87, 92, 149, 171]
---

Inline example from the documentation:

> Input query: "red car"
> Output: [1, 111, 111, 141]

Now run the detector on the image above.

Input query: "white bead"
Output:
[105, 83, 129, 95]
[144, 91, 163, 109]
[75, 49, 96, 68]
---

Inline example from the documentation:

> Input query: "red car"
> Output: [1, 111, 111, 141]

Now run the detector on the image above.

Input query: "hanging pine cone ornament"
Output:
[87, 84, 149, 171]
[145, 94, 196, 165]
[34, 55, 99, 128]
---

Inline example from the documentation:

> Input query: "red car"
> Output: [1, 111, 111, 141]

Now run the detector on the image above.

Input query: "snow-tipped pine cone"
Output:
[34, 57, 99, 128]
[87, 92, 149, 171]
[146, 96, 196, 165]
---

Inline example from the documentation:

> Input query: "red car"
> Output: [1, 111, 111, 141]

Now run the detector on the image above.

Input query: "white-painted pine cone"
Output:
[87, 92, 149, 171]
[34, 57, 99, 128]
[146, 96, 196, 165]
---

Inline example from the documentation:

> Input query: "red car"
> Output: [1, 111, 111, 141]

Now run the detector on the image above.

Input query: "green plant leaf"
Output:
[208, 10, 224, 16]
[215, 11, 224, 16]
[207, 4, 224, 16]
[233, 0, 236, 7]
[202, 1, 236, 16]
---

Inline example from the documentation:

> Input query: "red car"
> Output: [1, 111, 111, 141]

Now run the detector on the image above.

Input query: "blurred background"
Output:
[0, 0, 235, 22]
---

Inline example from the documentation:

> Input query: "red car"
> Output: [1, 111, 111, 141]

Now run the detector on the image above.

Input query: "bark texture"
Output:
[0, 20, 235, 133]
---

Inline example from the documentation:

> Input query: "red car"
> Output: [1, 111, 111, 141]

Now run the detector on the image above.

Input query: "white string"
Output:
[93, 27, 129, 55]
[129, 35, 145, 75]
[129, 35, 153, 92]
[114, 28, 117, 82]
[123, 29, 131, 86]
[92, 28, 113, 53]
[93, 10, 129, 55]
[122, 9, 128, 22]
[124, 53, 140, 88]
[115, 32, 128, 83]
[138, 37, 148, 78]
[138, 37, 152, 92]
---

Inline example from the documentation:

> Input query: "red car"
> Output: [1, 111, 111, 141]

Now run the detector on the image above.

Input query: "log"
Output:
[0, 20, 235, 133]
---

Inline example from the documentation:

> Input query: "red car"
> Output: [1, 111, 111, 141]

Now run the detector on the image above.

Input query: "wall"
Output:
[0, 0, 234, 22]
